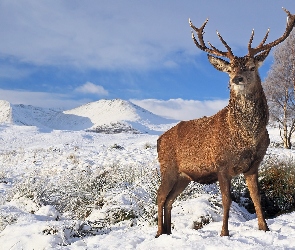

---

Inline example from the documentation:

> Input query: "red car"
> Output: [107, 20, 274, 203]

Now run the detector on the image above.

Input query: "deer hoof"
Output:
[259, 224, 269, 232]
[155, 231, 162, 238]
[220, 230, 229, 237]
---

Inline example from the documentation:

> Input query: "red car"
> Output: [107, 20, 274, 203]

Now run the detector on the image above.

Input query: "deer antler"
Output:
[248, 7, 295, 56]
[189, 18, 235, 60]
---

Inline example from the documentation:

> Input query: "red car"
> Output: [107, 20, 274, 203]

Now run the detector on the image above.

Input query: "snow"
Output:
[1, 99, 295, 249]
[0, 99, 177, 133]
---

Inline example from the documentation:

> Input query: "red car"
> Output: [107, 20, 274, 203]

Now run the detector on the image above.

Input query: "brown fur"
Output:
[156, 56, 270, 237]
[156, 9, 295, 237]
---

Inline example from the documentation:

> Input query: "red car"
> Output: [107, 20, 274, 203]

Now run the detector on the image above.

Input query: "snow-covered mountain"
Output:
[0, 99, 177, 134]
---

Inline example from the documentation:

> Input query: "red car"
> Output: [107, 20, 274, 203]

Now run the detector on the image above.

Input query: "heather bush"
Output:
[8, 163, 161, 226]
[231, 155, 295, 218]
[259, 156, 295, 217]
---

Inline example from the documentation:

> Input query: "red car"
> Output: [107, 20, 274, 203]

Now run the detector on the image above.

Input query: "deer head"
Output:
[189, 8, 295, 96]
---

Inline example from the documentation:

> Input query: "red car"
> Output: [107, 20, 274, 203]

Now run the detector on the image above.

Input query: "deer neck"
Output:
[227, 85, 269, 140]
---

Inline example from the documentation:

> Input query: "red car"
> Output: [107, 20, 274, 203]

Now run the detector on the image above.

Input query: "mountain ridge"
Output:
[0, 99, 177, 134]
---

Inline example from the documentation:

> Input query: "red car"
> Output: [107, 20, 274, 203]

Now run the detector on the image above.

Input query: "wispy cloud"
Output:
[131, 98, 228, 120]
[0, 89, 88, 110]
[0, 65, 33, 79]
[0, 1, 292, 71]
[75, 82, 108, 96]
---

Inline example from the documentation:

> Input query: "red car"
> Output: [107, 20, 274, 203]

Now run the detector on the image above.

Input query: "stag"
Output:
[156, 8, 295, 237]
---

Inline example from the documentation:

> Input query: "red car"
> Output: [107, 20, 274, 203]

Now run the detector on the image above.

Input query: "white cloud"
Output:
[0, 1, 292, 70]
[75, 82, 108, 96]
[130, 98, 228, 120]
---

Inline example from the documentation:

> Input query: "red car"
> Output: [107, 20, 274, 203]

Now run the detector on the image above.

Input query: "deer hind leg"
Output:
[218, 172, 232, 236]
[156, 173, 177, 238]
[163, 172, 191, 235]
[244, 168, 269, 232]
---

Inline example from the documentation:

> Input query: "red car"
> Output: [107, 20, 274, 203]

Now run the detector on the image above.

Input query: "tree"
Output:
[263, 30, 295, 149]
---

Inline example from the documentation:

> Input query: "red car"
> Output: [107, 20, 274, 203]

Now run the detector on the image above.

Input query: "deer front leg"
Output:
[218, 171, 232, 236]
[244, 170, 269, 232]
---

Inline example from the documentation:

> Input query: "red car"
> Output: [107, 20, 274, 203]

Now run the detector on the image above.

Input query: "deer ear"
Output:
[254, 49, 271, 68]
[207, 54, 231, 72]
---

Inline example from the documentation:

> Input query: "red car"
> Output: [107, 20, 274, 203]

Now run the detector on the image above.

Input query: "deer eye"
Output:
[249, 66, 255, 71]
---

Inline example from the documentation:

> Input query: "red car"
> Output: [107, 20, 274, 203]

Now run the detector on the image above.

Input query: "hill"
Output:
[0, 99, 177, 134]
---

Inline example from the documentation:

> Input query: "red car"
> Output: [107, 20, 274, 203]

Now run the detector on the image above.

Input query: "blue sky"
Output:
[0, 0, 294, 120]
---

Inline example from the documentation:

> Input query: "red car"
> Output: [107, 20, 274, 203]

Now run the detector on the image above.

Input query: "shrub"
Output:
[143, 142, 156, 150]
[107, 207, 137, 224]
[0, 212, 18, 231]
[8, 163, 161, 228]
[231, 155, 295, 218]
[110, 144, 124, 150]
[193, 215, 213, 230]
[231, 174, 254, 213]
[259, 156, 295, 217]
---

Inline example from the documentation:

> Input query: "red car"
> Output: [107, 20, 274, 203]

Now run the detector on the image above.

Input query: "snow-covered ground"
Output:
[1, 100, 295, 249]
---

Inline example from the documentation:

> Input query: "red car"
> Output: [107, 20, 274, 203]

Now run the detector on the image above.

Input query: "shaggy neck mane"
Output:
[227, 83, 269, 139]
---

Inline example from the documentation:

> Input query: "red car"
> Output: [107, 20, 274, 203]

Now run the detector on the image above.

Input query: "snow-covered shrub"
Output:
[7, 163, 162, 229]
[231, 174, 253, 213]
[129, 168, 161, 225]
[0, 171, 12, 206]
[0, 172, 9, 184]
[269, 141, 284, 148]
[8, 168, 112, 219]
[231, 155, 295, 218]
[107, 207, 137, 224]
[110, 143, 124, 150]
[193, 215, 213, 230]
[259, 156, 295, 217]
[143, 142, 156, 150]
[0, 211, 18, 231]
[67, 153, 79, 165]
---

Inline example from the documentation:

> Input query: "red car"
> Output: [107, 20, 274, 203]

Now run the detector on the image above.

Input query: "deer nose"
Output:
[233, 76, 244, 84]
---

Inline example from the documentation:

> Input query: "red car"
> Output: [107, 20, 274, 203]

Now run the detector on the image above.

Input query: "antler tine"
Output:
[248, 29, 270, 54]
[248, 29, 255, 53]
[258, 28, 270, 47]
[248, 7, 295, 56]
[216, 31, 235, 59]
[283, 7, 292, 23]
[207, 37, 234, 59]
[189, 18, 208, 48]
[189, 18, 235, 60]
